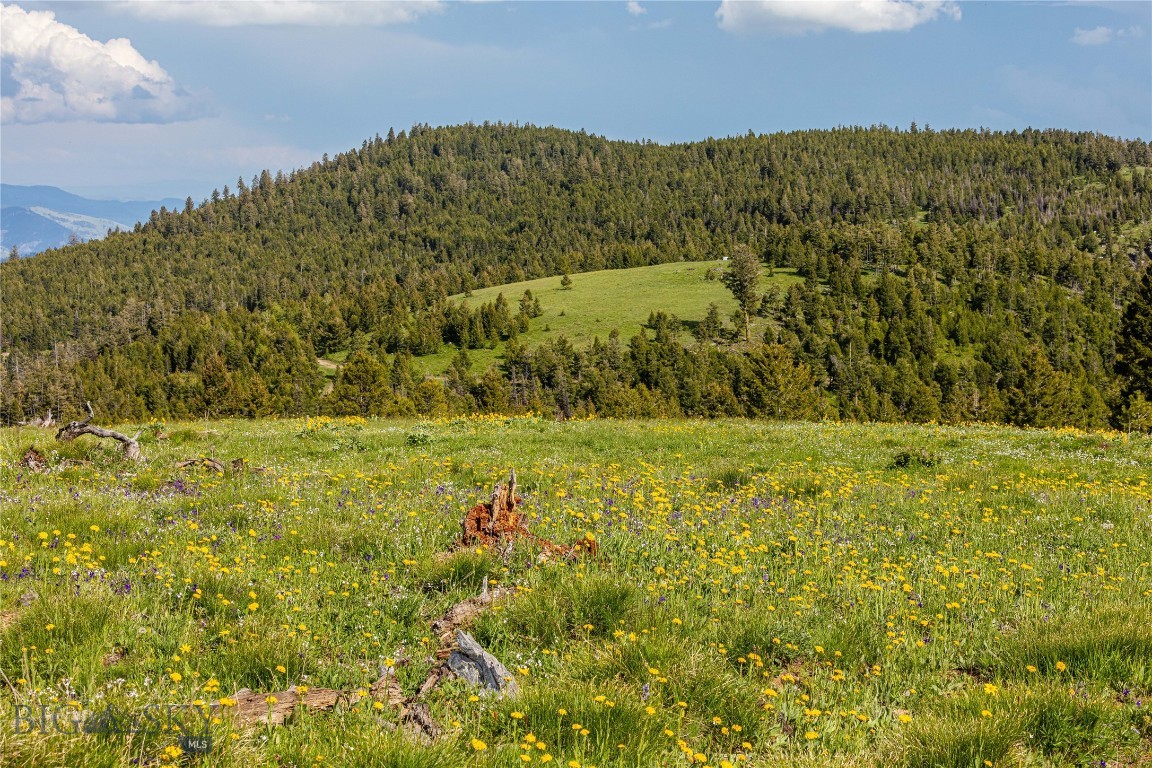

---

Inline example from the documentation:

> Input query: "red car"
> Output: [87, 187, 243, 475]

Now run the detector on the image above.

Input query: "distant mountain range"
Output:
[1, 184, 182, 257]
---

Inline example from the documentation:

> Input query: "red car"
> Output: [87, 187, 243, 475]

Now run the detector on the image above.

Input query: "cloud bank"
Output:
[1, 3, 207, 124]
[1071, 26, 1143, 46]
[111, 0, 443, 27]
[717, 0, 961, 35]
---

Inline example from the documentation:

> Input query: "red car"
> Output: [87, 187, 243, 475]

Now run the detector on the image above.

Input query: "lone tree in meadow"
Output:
[560, 273, 573, 290]
[722, 245, 761, 343]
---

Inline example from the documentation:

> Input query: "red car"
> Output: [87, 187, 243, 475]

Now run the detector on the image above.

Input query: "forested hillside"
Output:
[2, 123, 1151, 426]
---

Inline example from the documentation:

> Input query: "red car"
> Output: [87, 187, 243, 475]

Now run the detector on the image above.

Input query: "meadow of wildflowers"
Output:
[1, 416, 1149, 767]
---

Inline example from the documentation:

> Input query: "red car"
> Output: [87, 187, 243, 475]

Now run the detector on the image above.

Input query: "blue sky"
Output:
[2, 1, 1149, 201]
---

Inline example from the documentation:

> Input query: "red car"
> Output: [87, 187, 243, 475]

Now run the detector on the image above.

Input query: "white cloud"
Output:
[1072, 26, 1114, 45]
[112, 0, 443, 27]
[626, 1, 647, 16]
[1071, 25, 1143, 46]
[717, 0, 961, 35]
[1, 3, 207, 124]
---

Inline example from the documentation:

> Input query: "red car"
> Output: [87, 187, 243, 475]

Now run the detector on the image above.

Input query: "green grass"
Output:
[411, 260, 801, 375]
[1, 417, 1150, 767]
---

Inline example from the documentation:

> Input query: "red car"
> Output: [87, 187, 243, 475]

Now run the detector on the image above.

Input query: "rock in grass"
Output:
[447, 630, 519, 697]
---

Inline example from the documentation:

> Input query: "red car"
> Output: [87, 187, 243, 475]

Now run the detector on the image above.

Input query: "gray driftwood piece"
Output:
[447, 630, 519, 697]
[56, 401, 143, 461]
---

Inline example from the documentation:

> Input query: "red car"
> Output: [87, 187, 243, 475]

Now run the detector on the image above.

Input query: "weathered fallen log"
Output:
[214, 684, 360, 726]
[207, 582, 518, 741]
[55, 402, 143, 462]
[430, 578, 514, 647]
[176, 457, 226, 473]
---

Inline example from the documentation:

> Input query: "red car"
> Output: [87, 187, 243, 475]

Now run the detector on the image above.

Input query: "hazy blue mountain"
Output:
[1, 184, 182, 257]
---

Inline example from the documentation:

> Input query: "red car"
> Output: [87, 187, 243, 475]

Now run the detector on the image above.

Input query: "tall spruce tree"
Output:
[722, 246, 761, 343]
[1118, 267, 1152, 398]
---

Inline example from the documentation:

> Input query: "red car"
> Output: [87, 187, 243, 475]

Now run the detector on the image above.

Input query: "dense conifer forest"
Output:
[3, 123, 1151, 426]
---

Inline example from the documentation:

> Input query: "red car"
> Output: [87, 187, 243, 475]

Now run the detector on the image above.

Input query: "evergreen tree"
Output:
[1118, 267, 1152, 398]
[722, 246, 761, 343]
[695, 303, 723, 343]
[326, 351, 393, 417]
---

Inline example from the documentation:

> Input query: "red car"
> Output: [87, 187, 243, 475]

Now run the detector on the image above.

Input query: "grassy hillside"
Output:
[2, 418, 1149, 766]
[378, 260, 802, 375]
[3, 124, 1150, 425]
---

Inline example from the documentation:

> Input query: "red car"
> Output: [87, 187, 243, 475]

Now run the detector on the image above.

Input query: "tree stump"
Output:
[461, 469, 524, 546]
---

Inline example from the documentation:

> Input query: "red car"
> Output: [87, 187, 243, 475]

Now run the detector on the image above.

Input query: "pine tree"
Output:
[722, 246, 761, 342]
[327, 351, 392, 417]
[1118, 268, 1152, 398]
[695, 303, 723, 343]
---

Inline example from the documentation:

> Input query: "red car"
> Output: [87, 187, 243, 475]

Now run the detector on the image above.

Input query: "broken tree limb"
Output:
[55, 402, 143, 462]
[430, 579, 515, 647]
[212, 670, 406, 727]
[205, 581, 520, 741]
[209, 671, 443, 741]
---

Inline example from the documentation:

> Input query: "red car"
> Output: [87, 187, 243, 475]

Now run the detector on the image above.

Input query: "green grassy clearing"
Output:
[409, 261, 800, 375]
